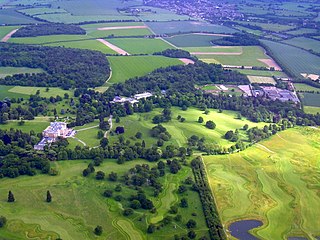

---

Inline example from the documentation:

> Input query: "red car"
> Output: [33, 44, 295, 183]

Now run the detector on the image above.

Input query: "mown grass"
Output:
[294, 83, 320, 92]
[247, 76, 276, 85]
[0, 67, 44, 78]
[204, 127, 320, 239]
[282, 37, 320, 53]
[299, 92, 320, 107]
[0, 85, 28, 100]
[106, 55, 183, 84]
[8, 86, 74, 98]
[182, 46, 242, 53]
[0, 120, 49, 133]
[0, 158, 209, 239]
[303, 106, 320, 114]
[164, 34, 222, 47]
[233, 69, 286, 77]
[107, 38, 173, 54]
[0, 25, 20, 39]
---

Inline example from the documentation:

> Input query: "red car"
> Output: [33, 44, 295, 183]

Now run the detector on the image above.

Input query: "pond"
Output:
[229, 219, 263, 240]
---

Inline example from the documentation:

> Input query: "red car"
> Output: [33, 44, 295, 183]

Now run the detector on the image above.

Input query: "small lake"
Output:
[229, 220, 263, 240]
[287, 238, 308, 240]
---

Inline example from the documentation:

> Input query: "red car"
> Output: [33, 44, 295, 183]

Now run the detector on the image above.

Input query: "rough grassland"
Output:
[109, 107, 266, 148]
[107, 38, 173, 54]
[0, 159, 209, 240]
[0, 67, 44, 79]
[204, 127, 320, 239]
[106, 56, 183, 84]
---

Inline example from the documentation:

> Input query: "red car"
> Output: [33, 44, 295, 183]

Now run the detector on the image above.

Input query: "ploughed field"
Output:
[204, 127, 320, 239]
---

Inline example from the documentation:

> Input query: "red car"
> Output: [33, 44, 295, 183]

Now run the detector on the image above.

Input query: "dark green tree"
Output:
[46, 190, 52, 203]
[94, 225, 103, 236]
[7, 191, 15, 202]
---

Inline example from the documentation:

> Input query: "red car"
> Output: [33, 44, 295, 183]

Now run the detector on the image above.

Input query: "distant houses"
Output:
[111, 92, 153, 104]
[34, 122, 75, 150]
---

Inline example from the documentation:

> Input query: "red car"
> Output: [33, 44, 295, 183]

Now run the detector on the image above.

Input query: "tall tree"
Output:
[46, 190, 52, 202]
[7, 191, 15, 202]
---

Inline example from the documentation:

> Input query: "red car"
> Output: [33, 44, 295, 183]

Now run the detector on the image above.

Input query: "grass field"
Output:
[204, 127, 320, 239]
[0, 8, 39, 24]
[0, 25, 20, 40]
[233, 69, 286, 77]
[0, 159, 209, 239]
[135, 6, 191, 21]
[0, 85, 28, 100]
[106, 38, 173, 54]
[261, 40, 320, 77]
[146, 21, 236, 35]
[282, 37, 320, 53]
[18, 7, 68, 16]
[285, 28, 318, 35]
[300, 92, 320, 107]
[106, 55, 183, 85]
[303, 106, 320, 114]
[0, 67, 44, 79]
[0, 120, 49, 133]
[182, 46, 242, 53]
[294, 83, 320, 92]
[109, 107, 266, 148]
[235, 21, 295, 32]
[7, 86, 74, 98]
[164, 34, 222, 47]
[198, 46, 271, 67]
[247, 76, 276, 85]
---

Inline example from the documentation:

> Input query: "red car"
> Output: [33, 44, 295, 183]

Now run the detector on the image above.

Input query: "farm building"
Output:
[261, 86, 300, 103]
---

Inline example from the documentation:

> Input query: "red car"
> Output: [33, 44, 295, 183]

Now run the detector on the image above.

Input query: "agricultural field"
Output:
[233, 69, 286, 77]
[299, 92, 320, 108]
[235, 21, 295, 32]
[18, 7, 68, 16]
[106, 55, 183, 85]
[261, 40, 320, 77]
[247, 76, 276, 85]
[182, 46, 242, 53]
[282, 37, 320, 53]
[0, 85, 28, 100]
[0, 26, 20, 40]
[204, 127, 320, 239]
[106, 38, 173, 54]
[0, 8, 39, 24]
[285, 28, 318, 36]
[109, 107, 266, 148]
[0, 67, 44, 78]
[197, 46, 272, 68]
[294, 83, 320, 92]
[303, 106, 320, 114]
[164, 34, 222, 47]
[146, 21, 237, 35]
[0, 159, 209, 240]
[135, 6, 191, 21]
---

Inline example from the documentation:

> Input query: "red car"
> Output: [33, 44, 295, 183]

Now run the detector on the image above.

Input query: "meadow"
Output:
[261, 40, 320, 76]
[109, 107, 266, 148]
[0, 67, 44, 78]
[0, 85, 27, 100]
[7, 86, 74, 98]
[233, 69, 286, 77]
[303, 106, 320, 114]
[282, 37, 320, 53]
[235, 21, 295, 32]
[0, 159, 209, 240]
[204, 127, 320, 239]
[146, 21, 236, 35]
[285, 28, 318, 35]
[164, 34, 222, 47]
[106, 38, 173, 54]
[106, 55, 183, 84]
[18, 7, 68, 16]
[294, 83, 320, 92]
[135, 6, 191, 21]
[0, 120, 49, 133]
[0, 25, 20, 40]
[300, 92, 320, 107]
[198, 46, 271, 67]
[247, 76, 276, 85]
[182, 46, 242, 53]
[0, 8, 39, 24]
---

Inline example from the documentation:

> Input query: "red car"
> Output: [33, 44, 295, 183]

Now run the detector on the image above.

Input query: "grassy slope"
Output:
[204, 127, 320, 239]
[107, 56, 183, 84]
[0, 159, 209, 240]
[0, 67, 43, 78]
[107, 38, 173, 54]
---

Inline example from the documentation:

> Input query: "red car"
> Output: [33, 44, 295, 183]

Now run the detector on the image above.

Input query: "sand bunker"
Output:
[258, 59, 282, 71]
[97, 39, 130, 55]
[97, 26, 148, 31]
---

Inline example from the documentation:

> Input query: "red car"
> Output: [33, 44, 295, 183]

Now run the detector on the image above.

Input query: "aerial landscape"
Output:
[0, 0, 319, 239]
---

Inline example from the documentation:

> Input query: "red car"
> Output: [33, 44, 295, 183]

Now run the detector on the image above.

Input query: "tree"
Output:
[178, 185, 187, 194]
[130, 200, 141, 209]
[0, 216, 7, 228]
[103, 190, 113, 198]
[7, 191, 15, 202]
[180, 198, 188, 208]
[46, 190, 52, 203]
[96, 171, 105, 180]
[94, 225, 103, 235]
[147, 223, 156, 233]
[186, 219, 197, 228]
[188, 230, 196, 239]
[109, 172, 118, 181]
[123, 208, 134, 216]
[198, 116, 204, 123]
[243, 124, 249, 130]
[97, 130, 104, 139]
[135, 132, 142, 139]
[205, 120, 216, 129]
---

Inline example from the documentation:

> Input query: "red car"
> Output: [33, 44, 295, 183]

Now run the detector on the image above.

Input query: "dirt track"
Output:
[97, 39, 130, 55]
[258, 58, 282, 71]
[179, 58, 195, 65]
[97, 26, 148, 31]
[1, 29, 18, 42]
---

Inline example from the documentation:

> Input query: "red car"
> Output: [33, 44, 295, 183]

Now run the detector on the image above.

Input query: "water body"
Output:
[287, 238, 308, 240]
[229, 220, 263, 240]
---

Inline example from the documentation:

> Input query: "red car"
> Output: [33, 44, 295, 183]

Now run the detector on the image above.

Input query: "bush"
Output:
[123, 208, 134, 216]
[205, 120, 216, 129]
[0, 216, 7, 228]
[94, 225, 103, 235]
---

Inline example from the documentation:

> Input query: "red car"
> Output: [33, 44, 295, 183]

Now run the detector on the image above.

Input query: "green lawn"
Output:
[0, 67, 44, 79]
[0, 120, 49, 134]
[0, 85, 28, 100]
[8, 86, 74, 98]
[303, 106, 320, 114]
[107, 38, 173, 54]
[204, 127, 320, 239]
[0, 159, 209, 239]
[106, 56, 183, 85]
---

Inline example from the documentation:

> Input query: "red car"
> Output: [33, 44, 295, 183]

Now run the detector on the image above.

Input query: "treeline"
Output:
[12, 23, 86, 37]
[212, 33, 260, 46]
[0, 43, 110, 89]
[153, 49, 197, 61]
[191, 157, 226, 240]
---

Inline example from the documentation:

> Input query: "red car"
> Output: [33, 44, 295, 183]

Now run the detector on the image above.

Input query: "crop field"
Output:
[0, 8, 39, 24]
[182, 46, 242, 53]
[285, 28, 318, 35]
[18, 7, 68, 16]
[247, 76, 276, 85]
[283, 37, 320, 53]
[135, 7, 191, 21]
[106, 38, 173, 54]
[204, 127, 320, 239]
[164, 34, 222, 47]
[0, 25, 20, 40]
[300, 92, 320, 107]
[0, 67, 44, 78]
[0, 159, 209, 240]
[106, 55, 182, 84]
[198, 46, 271, 67]
[235, 21, 295, 32]
[233, 69, 286, 77]
[146, 21, 237, 35]
[109, 107, 266, 148]
[294, 83, 320, 92]
[233, 25, 264, 36]
[261, 40, 320, 76]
